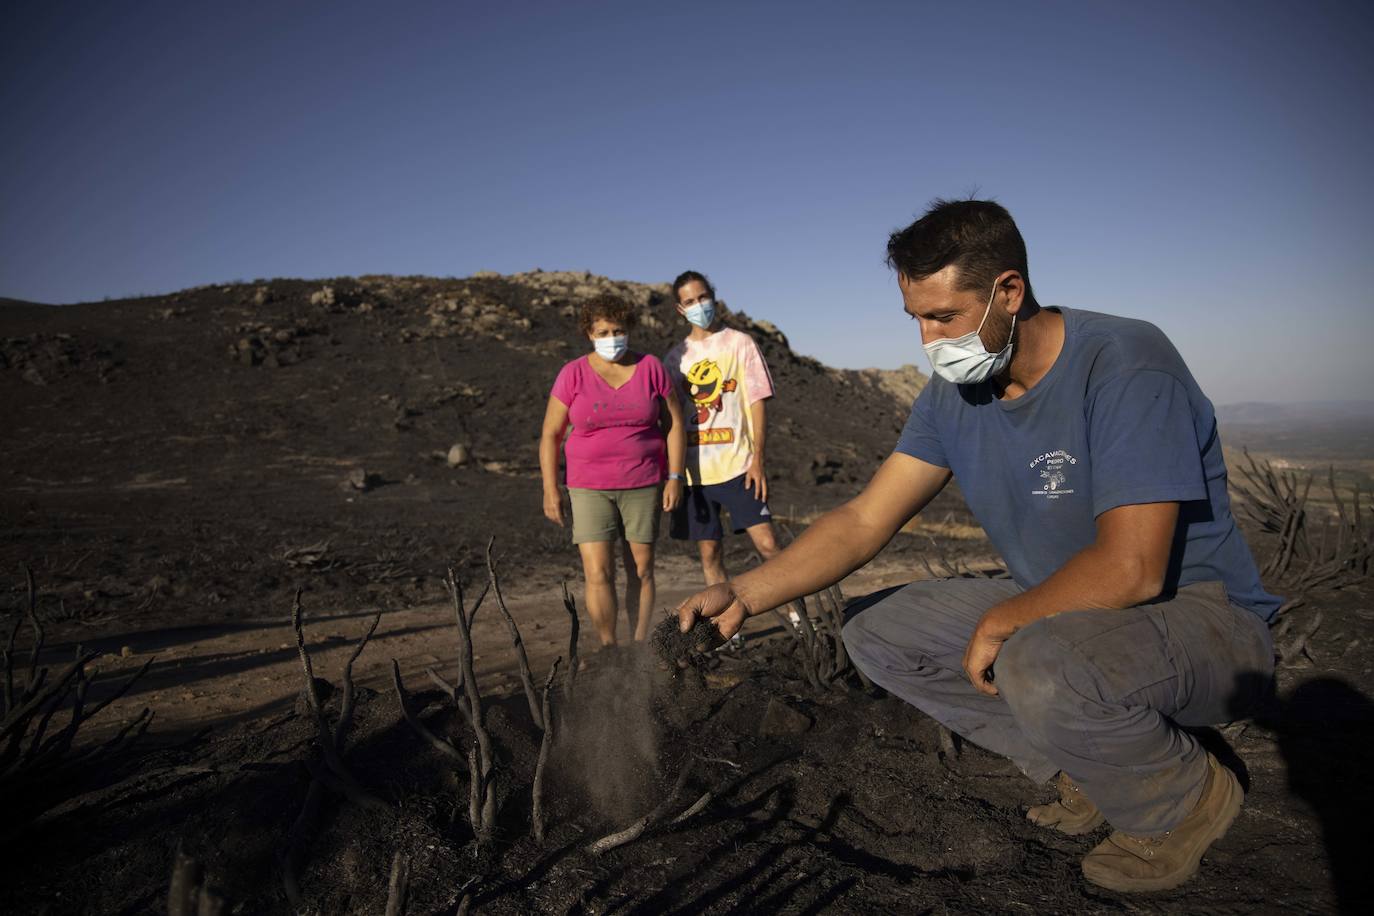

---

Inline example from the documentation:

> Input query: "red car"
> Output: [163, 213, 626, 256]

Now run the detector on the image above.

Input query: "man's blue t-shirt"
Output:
[896, 306, 1281, 622]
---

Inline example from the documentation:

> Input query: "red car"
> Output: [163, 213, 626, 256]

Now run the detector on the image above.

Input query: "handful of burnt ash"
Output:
[650, 614, 727, 669]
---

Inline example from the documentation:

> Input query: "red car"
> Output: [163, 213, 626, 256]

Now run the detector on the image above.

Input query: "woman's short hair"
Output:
[577, 293, 638, 337]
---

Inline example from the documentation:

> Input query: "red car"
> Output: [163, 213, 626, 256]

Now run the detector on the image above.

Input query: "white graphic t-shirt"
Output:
[664, 328, 775, 487]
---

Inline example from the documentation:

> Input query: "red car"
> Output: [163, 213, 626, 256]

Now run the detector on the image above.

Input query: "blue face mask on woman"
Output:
[593, 335, 628, 362]
[683, 299, 715, 329]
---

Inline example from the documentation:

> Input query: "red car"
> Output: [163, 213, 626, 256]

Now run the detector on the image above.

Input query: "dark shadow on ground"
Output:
[39, 607, 418, 656]
[45, 620, 452, 708]
[1249, 675, 1374, 913]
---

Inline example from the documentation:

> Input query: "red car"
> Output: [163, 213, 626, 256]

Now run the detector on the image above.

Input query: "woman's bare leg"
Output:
[578, 540, 618, 646]
[623, 540, 656, 641]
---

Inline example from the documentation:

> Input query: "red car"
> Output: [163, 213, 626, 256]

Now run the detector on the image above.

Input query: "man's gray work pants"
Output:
[841, 578, 1274, 834]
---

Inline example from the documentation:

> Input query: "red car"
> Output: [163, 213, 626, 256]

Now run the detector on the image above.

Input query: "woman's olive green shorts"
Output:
[568, 484, 661, 545]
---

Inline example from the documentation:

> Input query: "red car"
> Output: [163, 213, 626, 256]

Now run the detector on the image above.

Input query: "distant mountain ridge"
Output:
[1216, 400, 1374, 462]
[1217, 400, 1374, 425]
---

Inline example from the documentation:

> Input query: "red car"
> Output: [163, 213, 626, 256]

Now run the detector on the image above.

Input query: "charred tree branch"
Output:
[486, 538, 543, 729]
[392, 660, 464, 763]
[587, 758, 696, 855]
[531, 657, 561, 843]
[562, 580, 580, 698]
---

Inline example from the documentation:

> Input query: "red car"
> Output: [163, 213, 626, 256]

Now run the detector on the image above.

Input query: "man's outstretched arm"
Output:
[962, 500, 1179, 695]
[678, 452, 952, 637]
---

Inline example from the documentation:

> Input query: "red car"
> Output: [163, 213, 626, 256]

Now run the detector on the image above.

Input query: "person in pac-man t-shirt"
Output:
[664, 270, 781, 594]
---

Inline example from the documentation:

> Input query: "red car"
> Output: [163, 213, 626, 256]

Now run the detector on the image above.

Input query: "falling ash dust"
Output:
[557, 652, 666, 826]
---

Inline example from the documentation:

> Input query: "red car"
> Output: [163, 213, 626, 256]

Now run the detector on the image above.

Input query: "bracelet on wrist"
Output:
[666, 472, 685, 482]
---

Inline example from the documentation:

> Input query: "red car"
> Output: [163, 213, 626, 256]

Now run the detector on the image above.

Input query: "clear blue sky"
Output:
[3, 0, 1371, 404]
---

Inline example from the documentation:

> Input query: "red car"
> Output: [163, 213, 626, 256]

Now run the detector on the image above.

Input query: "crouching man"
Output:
[675, 199, 1279, 892]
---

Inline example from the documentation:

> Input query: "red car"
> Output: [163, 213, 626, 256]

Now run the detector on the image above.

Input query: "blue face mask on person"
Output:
[683, 299, 715, 329]
[922, 282, 1015, 385]
[593, 335, 628, 362]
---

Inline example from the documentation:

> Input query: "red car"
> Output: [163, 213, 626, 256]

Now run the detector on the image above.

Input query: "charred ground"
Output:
[0, 271, 951, 630]
[1, 275, 1371, 914]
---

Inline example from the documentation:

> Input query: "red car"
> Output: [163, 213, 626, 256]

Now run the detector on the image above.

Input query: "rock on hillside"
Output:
[850, 364, 928, 415]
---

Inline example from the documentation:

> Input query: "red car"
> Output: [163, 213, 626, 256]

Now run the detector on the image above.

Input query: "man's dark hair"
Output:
[577, 294, 637, 337]
[886, 199, 1031, 296]
[671, 270, 715, 303]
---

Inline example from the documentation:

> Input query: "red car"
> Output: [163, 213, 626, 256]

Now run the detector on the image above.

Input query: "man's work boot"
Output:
[1080, 752, 1243, 892]
[1027, 772, 1105, 835]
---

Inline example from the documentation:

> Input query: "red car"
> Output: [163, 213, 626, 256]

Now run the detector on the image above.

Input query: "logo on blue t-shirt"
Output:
[1030, 449, 1078, 499]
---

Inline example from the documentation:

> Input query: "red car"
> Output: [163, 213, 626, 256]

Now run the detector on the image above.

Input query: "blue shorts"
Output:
[670, 472, 772, 542]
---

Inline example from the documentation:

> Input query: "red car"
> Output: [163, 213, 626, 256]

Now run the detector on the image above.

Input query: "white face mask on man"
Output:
[922, 281, 1016, 385]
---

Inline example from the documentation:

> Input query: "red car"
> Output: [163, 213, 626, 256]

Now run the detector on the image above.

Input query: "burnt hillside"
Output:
[1, 272, 963, 626]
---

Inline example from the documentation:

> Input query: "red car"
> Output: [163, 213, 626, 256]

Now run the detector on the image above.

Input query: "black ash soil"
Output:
[0, 275, 1367, 912]
[651, 614, 727, 668]
[3, 599, 1366, 914]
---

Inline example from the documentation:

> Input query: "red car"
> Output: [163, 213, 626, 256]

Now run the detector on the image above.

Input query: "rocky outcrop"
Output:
[849, 364, 928, 414]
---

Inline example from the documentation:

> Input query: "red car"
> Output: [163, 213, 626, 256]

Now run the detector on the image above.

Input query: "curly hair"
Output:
[577, 294, 637, 337]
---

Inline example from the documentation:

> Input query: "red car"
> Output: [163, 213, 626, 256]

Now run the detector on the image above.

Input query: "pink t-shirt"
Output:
[550, 354, 674, 490]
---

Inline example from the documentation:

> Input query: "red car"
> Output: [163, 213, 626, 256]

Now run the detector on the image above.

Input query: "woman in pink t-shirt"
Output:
[539, 295, 686, 645]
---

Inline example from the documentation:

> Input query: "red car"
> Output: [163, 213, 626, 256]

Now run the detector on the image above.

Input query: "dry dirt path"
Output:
[45, 553, 929, 743]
